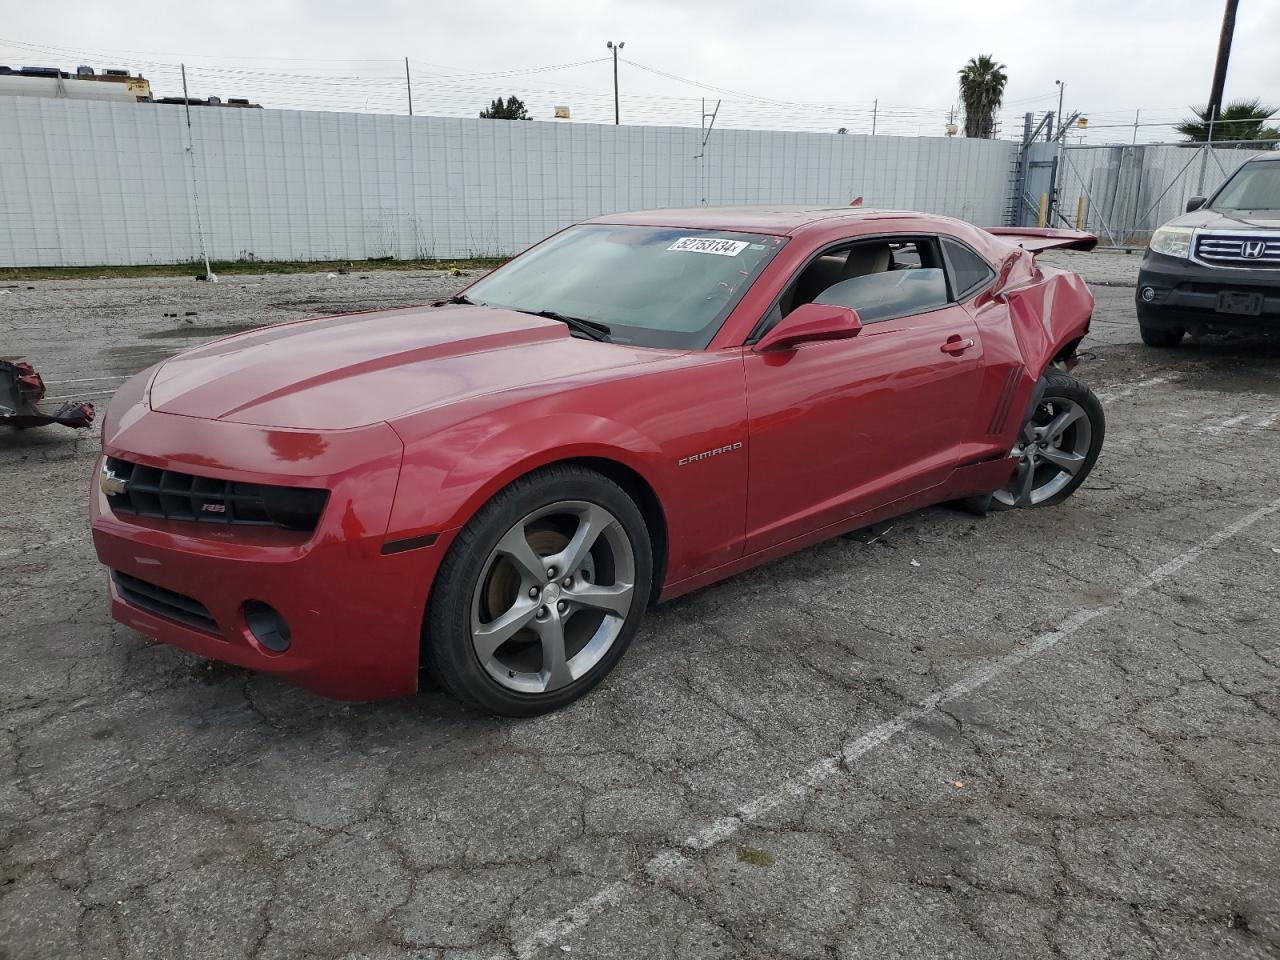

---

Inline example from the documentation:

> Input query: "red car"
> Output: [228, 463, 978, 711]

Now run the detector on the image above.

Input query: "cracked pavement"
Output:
[2, 253, 1279, 959]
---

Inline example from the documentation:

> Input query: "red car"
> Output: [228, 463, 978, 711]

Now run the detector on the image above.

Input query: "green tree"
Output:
[957, 54, 1007, 139]
[1175, 98, 1280, 148]
[479, 95, 531, 120]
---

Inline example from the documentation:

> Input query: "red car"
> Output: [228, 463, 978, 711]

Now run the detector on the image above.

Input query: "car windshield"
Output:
[462, 224, 786, 349]
[1210, 161, 1280, 213]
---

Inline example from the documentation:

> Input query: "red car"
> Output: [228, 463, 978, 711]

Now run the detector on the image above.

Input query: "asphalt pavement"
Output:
[2, 250, 1279, 960]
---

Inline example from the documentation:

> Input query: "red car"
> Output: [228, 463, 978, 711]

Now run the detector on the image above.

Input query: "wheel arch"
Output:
[564, 456, 669, 606]
[433, 448, 670, 606]
[1050, 334, 1085, 370]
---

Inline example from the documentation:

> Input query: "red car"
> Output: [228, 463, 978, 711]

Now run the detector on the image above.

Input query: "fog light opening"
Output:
[1140, 285, 1156, 303]
[244, 600, 291, 653]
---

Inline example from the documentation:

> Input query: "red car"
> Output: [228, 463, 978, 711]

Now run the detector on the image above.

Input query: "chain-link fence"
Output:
[1020, 139, 1275, 247]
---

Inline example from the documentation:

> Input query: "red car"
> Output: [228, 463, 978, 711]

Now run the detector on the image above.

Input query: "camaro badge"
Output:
[99, 465, 128, 497]
[677, 441, 743, 466]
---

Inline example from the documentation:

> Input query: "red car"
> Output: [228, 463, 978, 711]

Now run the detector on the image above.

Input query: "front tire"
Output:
[992, 371, 1105, 510]
[426, 465, 652, 717]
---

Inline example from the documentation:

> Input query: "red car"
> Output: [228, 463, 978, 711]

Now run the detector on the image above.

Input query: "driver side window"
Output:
[778, 236, 949, 325]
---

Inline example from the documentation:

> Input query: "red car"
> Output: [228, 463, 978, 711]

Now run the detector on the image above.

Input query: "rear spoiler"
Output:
[985, 227, 1097, 253]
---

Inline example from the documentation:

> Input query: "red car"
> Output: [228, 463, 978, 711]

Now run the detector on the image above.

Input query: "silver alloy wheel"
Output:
[993, 397, 1093, 507]
[470, 500, 636, 695]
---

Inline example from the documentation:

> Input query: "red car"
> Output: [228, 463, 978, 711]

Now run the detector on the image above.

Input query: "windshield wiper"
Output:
[432, 293, 476, 307]
[525, 309, 611, 342]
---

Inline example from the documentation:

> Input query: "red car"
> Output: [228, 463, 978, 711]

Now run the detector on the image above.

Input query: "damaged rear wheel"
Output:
[992, 370, 1104, 509]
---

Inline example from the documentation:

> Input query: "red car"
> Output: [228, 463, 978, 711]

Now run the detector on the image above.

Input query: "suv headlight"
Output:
[1149, 226, 1194, 259]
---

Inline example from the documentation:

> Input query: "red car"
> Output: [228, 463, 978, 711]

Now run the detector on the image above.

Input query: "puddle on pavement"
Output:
[142, 322, 265, 339]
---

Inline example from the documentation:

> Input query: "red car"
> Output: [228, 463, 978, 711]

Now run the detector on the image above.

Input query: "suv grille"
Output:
[1194, 233, 1280, 269]
[104, 457, 328, 531]
[111, 570, 218, 633]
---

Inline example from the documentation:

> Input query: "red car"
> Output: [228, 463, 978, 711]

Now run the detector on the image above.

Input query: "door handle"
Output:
[940, 336, 975, 355]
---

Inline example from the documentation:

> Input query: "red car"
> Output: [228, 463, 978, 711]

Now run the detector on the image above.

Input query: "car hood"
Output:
[148, 305, 675, 429]
[1166, 208, 1280, 231]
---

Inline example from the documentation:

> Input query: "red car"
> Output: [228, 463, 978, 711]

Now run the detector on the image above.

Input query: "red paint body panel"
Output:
[91, 207, 1096, 700]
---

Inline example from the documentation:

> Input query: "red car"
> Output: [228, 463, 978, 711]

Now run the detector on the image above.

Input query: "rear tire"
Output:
[1140, 323, 1185, 348]
[426, 464, 652, 717]
[991, 370, 1105, 510]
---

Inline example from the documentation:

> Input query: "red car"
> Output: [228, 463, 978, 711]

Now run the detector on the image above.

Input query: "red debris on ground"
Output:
[0, 359, 95, 430]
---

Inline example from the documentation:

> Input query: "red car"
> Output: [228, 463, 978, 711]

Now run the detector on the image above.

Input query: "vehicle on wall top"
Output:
[90, 206, 1104, 716]
[1137, 154, 1280, 346]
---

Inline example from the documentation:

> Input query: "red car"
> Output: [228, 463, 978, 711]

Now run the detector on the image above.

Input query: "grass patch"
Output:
[0, 257, 507, 282]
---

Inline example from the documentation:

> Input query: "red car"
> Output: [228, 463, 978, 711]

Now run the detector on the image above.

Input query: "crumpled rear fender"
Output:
[1004, 267, 1094, 376]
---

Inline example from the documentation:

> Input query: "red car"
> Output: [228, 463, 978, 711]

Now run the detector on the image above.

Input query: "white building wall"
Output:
[0, 96, 1018, 267]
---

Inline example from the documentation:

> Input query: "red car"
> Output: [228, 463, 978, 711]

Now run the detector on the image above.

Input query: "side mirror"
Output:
[754, 303, 862, 353]
[1186, 196, 1206, 212]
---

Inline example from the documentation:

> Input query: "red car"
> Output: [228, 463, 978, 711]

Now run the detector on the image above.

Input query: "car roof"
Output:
[585, 205, 922, 237]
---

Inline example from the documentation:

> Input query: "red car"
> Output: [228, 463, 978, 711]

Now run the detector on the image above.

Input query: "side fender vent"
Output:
[987, 365, 1024, 435]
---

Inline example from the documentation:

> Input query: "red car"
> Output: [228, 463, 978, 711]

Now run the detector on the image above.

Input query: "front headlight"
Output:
[1149, 226, 1194, 259]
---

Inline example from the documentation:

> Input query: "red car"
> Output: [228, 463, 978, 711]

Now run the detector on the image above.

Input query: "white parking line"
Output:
[504, 495, 1280, 959]
[1094, 375, 1176, 404]
[1203, 413, 1251, 436]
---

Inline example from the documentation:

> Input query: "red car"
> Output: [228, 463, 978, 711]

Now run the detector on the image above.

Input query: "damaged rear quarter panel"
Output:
[1002, 259, 1094, 375]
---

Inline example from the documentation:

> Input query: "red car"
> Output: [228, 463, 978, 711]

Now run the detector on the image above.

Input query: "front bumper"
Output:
[91, 409, 449, 701]
[1136, 251, 1280, 332]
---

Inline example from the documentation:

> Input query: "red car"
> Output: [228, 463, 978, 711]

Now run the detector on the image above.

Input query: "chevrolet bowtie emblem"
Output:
[99, 464, 128, 497]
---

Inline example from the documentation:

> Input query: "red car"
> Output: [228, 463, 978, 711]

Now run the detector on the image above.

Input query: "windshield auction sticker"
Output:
[667, 237, 750, 256]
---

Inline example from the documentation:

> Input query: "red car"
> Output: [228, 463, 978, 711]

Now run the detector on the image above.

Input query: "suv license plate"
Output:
[1216, 291, 1264, 316]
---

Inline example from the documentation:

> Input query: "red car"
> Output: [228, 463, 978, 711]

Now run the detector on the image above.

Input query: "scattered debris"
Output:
[326, 273, 338, 279]
[910, 558, 921, 567]
[953, 780, 965, 790]
[843, 522, 895, 545]
[0, 359, 94, 430]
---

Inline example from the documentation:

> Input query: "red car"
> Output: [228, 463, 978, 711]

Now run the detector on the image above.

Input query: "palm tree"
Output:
[957, 55, 1007, 139]
[1175, 98, 1280, 148]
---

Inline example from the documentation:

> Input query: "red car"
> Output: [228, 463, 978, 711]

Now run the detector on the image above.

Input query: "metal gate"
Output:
[1016, 139, 1275, 247]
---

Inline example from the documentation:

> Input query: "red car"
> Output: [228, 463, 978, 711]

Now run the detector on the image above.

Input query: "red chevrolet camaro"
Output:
[92, 207, 1104, 716]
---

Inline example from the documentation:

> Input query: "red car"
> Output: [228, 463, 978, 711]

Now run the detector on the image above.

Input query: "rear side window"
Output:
[942, 238, 995, 300]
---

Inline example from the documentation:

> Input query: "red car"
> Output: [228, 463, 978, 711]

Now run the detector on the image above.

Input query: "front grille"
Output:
[111, 570, 218, 633]
[104, 457, 328, 532]
[1194, 234, 1280, 269]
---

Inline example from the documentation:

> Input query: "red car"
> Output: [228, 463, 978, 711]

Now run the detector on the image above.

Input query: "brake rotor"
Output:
[482, 527, 568, 646]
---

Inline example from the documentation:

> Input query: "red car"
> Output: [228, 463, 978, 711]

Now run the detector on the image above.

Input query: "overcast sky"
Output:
[2, 0, 1276, 141]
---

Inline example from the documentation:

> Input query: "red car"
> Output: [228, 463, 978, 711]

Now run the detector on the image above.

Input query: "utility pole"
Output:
[606, 40, 624, 124]
[1206, 0, 1239, 132]
[180, 63, 215, 283]
[871, 98, 878, 136]
[1054, 80, 1065, 138]
[405, 57, 413, 116]
[696, 97, 721, 205]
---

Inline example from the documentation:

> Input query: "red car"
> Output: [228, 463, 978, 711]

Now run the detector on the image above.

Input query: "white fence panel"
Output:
[0, 96, 1018, 267]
